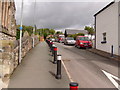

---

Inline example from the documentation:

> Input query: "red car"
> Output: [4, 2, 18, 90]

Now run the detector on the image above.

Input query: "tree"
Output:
[16, 25, 34, 40]
[67, 33, 84, 39]
[56, 31, 63, 35]
[36, 28, 55, 39]
[84, 26, 95, 39]
[77, 33, 85, 36]
[49, 29, 55, 35]
[16, 25, 56, 40]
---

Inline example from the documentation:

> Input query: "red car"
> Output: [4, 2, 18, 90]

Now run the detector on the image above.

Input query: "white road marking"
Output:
[102, 70, 120, 90]
[61, 59, 74, 82]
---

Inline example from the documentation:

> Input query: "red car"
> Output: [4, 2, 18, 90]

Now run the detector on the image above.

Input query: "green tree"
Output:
[77, 33, 85, 36]
[84, 26, 95, 39]
[67, 33, 84, 39]
[56, 31, 63, 34]
[36, 28, 55, 39]
[49, 29, 55, 35]
[16, 25, 34, 40]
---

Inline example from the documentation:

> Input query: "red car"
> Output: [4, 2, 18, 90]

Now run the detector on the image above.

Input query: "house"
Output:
[94, 1, 120, 56]
[64, 29, 88, 37]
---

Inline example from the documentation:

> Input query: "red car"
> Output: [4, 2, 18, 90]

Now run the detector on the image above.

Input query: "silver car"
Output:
[50, 38, 55, 42]
[64, 37, 76, 45]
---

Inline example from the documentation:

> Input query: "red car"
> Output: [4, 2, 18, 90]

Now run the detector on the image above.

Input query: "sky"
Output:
[15, 0, 113, 32]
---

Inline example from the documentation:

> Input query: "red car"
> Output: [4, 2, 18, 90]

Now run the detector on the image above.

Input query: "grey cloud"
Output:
[15, 2, 111, 31]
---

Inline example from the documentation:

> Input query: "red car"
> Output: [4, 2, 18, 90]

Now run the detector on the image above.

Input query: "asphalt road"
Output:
[54, 42, 119, 88]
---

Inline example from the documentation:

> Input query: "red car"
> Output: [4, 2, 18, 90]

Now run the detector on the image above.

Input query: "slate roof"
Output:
[65, 29, 88, 35]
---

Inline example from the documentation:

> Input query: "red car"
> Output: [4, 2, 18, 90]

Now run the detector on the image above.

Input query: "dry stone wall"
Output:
[0, 35, 40, 78]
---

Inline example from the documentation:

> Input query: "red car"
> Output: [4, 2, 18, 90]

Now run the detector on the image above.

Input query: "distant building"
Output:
[0, 0, 16, 41]
[94, 1, 120, 56]
[64, 29, 88, 37]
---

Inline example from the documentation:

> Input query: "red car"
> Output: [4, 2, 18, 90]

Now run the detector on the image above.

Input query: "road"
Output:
[54, 42, 119, 88]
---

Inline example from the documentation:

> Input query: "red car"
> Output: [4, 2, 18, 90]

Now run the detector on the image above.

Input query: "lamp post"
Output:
[32, 0, 36, 48]
[19, 0, 24, 64]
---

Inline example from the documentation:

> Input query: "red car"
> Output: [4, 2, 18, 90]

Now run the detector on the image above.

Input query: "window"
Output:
[101, 32, 107, 44]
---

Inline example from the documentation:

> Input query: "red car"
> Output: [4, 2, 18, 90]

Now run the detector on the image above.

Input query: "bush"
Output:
[67, 33, 85, 39]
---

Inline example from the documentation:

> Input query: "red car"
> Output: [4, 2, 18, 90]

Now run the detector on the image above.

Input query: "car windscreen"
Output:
[60, 36, 64, 38]
[66, 37, 74, 40]
[79, 37, 89, 41]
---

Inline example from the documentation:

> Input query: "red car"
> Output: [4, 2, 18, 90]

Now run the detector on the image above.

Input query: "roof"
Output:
[65, 29, 88, 35]
[94, 1, 115, 16]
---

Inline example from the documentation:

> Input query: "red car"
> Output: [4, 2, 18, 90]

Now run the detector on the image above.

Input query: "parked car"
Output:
[50, 38, 55, 42]
[58, 36, 65, 43]
[75, 36, 92, 48]
[64, 37, 76, 45]
[55, 38, 59, 42]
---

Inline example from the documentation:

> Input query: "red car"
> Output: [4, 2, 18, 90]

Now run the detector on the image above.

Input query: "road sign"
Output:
[19, 26, 23, 30]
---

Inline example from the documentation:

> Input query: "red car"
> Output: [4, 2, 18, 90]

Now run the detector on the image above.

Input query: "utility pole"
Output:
[19, 0, 24, 64]
[32, 0, 36, 48]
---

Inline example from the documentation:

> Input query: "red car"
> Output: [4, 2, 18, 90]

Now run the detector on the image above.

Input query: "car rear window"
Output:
[67, 37, 74, 40]
[79, 37, 89, 41]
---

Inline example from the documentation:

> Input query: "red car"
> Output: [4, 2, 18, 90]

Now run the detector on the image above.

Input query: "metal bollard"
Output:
[52, 44, 55, 55]
[53, 46, 57, 64]
[69, 82, 78, 90]
[50, 41, 53, 51]
[50, 41, 53, 50]
[56, 54, 62, 79]
[111, 45, 114, 57]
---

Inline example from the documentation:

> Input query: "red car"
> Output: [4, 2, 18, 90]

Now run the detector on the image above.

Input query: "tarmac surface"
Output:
[8, 42, 70, 88]
[55, 42, 119, 88]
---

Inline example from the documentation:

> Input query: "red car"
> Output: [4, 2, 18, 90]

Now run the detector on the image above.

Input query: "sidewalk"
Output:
[87, 48, 120, 61]
[8, 42, 70, 88]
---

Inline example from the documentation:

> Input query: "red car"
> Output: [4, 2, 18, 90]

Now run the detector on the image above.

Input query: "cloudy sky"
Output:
[15, 0, 113, 31]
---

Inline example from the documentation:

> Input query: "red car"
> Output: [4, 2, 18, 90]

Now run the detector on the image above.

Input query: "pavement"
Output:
[54, 42, 119, 88]
[87, 48, 120, 61]
[8, 42, 70, 88]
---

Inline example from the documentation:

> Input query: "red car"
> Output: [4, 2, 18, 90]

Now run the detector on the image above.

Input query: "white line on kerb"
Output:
[61, 59, 74, 82]
[102, 70, 120, 90]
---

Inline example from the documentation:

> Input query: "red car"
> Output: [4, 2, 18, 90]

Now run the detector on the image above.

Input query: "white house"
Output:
[94, 1, 120, 56]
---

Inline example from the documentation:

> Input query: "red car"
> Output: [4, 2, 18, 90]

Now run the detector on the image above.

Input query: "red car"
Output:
[58, 36, 65, 43]
[75, 36, 92, 48]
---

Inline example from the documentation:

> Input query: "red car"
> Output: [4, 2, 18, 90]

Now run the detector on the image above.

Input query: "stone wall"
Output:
[0, 1, 16, 39]
[0, 35, 40, 78]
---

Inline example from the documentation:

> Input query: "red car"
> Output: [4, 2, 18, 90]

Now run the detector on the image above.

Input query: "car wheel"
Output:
[77, 45, 80, 49]
[75, 44, 77, 47]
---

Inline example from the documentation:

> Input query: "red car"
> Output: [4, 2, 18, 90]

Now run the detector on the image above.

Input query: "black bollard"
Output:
[53, 46, 57, 64]
[52, 44, 55, 56]
[111, 45, 114, 57]
[56, 54, 62, 79]
[50, 41, 53, 51]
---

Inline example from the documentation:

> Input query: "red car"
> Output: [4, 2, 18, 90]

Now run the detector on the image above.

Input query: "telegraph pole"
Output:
[19, 0, 24, 64]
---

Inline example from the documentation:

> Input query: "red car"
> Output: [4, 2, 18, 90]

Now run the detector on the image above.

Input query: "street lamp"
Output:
[19, 0, 24, 64]
[32, 0, 36, 48]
